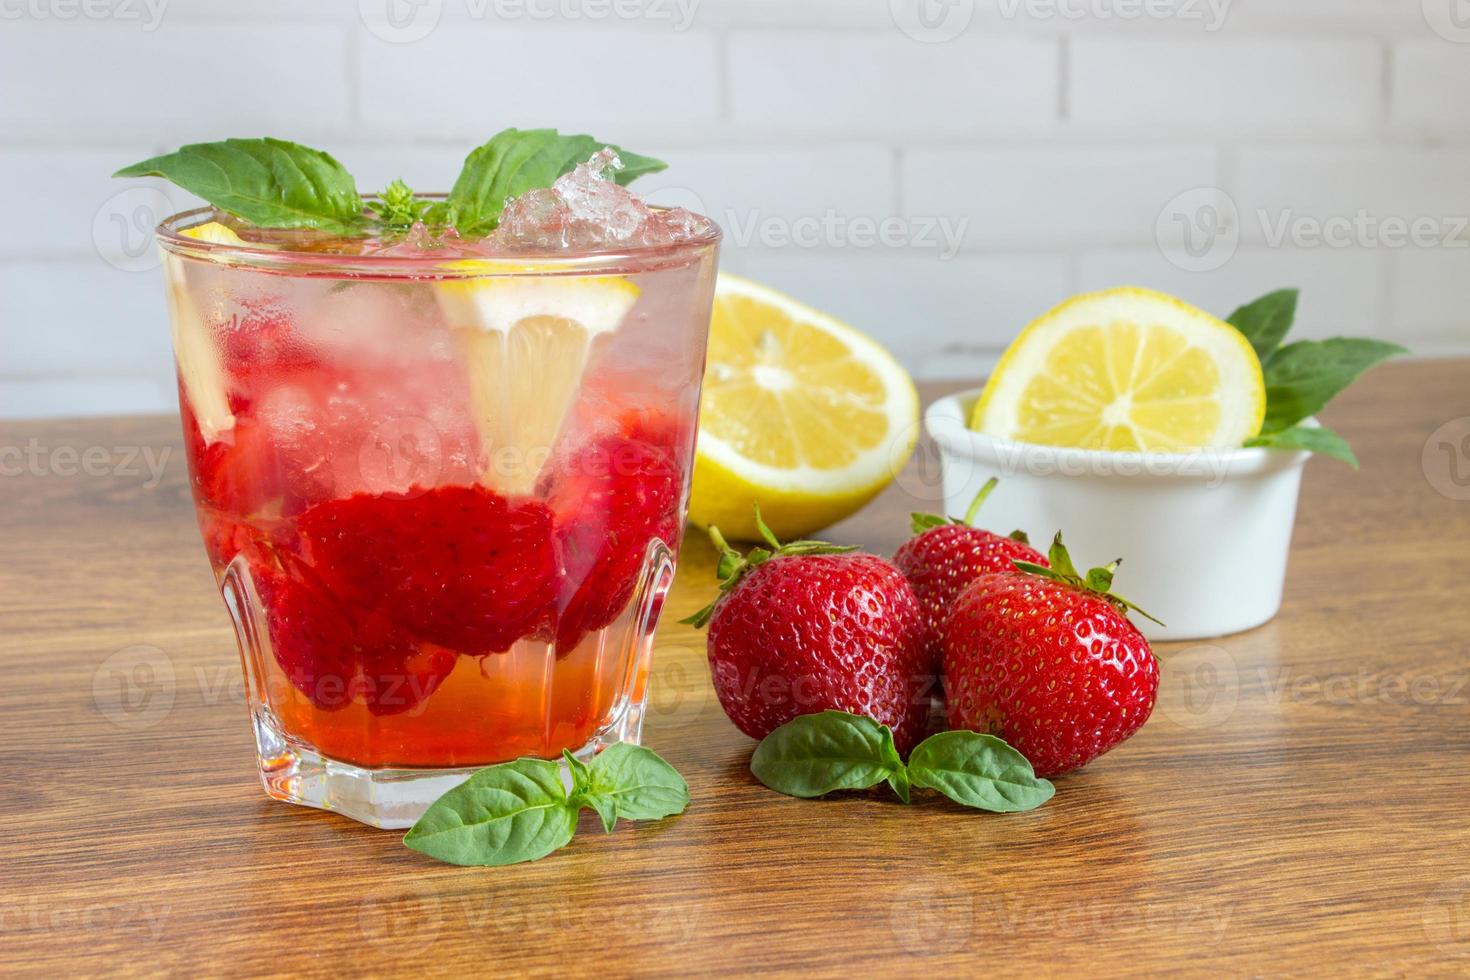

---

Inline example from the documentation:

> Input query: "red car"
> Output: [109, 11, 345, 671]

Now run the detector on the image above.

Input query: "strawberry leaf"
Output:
[1014, 534, 1164, 628]
[682, 506, 856, 629]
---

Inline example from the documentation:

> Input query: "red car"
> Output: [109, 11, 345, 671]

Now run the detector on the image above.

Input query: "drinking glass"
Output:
[155, 208, 719, 827]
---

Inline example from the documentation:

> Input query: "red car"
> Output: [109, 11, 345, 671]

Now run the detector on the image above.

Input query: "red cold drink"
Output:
[156, 161, 719, 827]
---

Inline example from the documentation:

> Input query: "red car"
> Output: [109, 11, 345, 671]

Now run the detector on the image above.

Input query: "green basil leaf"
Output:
[1226, 288, 1298, 361]
[403, 758, 577, 866]
[582, 743, 690, 824]
[584, 794, 619, 835]
[1245, 423, 1359, 467]
[445, 127, 666, 237]
[1259, 338, 1407, 434]
[114, 138, 364, 234]
[887, 764, 912, 804]
[750, 711, 902, 799]
[907, 731, 1054, 813]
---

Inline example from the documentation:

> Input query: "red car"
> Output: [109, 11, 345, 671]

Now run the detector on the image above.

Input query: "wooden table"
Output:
[3, 360, 1468, 976]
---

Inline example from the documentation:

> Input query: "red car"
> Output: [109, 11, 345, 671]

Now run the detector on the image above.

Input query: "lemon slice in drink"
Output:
[688, 274, 919, 541]
[168, 222, 247, 442]
[436, 261, 640, 494]
[973, 287, 1265, 452]
[180, 220, 246, 245]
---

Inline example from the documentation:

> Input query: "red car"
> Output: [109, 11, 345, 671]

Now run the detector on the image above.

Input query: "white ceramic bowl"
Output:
[925, 388, 1313, 642]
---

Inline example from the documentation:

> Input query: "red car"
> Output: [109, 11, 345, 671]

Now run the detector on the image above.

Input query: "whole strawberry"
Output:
[892, 478, 1046, 668]
[684, 512, 930, 754]
[943, 535, 1161, 777]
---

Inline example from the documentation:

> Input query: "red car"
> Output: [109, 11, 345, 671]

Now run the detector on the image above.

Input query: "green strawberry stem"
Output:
[908, 478, 1028, 543]
[963, 477, 998, 526]
[681, 505, 856, 629]
[1012, 533, 1165, 628]
[910, 477, 999, 534]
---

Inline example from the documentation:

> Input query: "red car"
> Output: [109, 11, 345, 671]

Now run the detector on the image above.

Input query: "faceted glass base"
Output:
[223, 540, 675, 830]
[250, 694, 648, 830]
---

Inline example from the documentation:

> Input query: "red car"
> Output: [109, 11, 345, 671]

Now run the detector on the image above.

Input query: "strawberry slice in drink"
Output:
[298, 485, 560, 655]
[540, 412, 684, 653]
[251, 551, 455, 715]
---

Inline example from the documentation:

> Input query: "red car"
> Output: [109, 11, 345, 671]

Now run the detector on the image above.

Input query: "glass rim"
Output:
[154, 200, 722, 278]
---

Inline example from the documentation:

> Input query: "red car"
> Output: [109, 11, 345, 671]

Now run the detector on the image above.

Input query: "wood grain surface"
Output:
[2, 361, 1469, 977]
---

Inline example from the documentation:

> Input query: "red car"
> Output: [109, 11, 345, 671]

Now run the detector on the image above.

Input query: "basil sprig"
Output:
[114, 129, 666, 239]
[404, 743, 688, 867]
[750, 711, 1054, 813]
[1228, 288, 1406, 466]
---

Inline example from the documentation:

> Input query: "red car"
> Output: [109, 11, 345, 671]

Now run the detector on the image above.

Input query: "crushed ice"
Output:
[487, 148, 713, 251]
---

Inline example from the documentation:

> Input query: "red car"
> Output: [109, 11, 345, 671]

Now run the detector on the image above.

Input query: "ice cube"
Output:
[487, 148, 713, 252]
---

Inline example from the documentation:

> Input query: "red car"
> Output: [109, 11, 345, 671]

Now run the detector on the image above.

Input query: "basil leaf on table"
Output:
[443, 127, 667, 237]
[578, 743, 691, 828]
[750, 711, 904, 799]
[906, 731, 1055, 813]
[404, 758, 578, 867]
[114, 138, 364, 234]
[1226, 288, 1299, 362]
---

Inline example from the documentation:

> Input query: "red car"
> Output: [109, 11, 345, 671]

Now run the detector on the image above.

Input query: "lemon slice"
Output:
[436, 261, 640, 494]
[688, 273, 919, 541]
[167, 222, 245, 442]
[973, 287, 1265, 452]
[180, 220, 246, 245]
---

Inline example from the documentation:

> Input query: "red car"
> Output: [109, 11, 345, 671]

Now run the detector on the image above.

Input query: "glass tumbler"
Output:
[155, 208, 720, 827]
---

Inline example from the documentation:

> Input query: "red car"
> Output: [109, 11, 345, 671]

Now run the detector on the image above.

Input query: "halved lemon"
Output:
[435, 261, 640, 494]
[688, 273, 919, 541]
[973, 287, 1265, 452]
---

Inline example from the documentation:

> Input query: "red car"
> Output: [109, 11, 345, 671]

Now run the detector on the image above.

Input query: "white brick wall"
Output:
[1, 0, 1467, 418]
